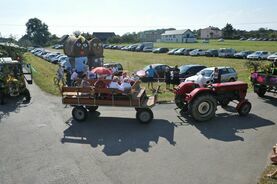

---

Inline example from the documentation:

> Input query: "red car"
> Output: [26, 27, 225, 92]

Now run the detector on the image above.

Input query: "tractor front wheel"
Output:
[72, 106, 88, 122]
[190, 94, 217, 122]
[175, 95, 185, 109]
[238, 101, 252, 116]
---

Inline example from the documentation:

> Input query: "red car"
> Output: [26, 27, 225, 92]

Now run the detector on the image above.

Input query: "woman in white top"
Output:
[120, 78, 131, 92]
[109, 76, 121, 90]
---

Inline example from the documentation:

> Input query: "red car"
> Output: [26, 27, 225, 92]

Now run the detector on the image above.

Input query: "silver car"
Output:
[185, 67, 238, 84]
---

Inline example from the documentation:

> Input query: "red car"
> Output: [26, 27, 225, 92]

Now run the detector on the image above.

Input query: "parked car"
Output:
[60, 59, 71, 71]
[50, 55, 66, 64]
[174, 48, 186, 55]
[179, 64, 207, 80]
[189, 49, 206, 56]
[218, 38, 224, 42]
[205, 49, 219, 57]
[135, 44, 144, 52]
[185, 67, 238, 84]
[103, 62, 123, 75]
[218, 48, 236, 58]
[136, 64, 172, 81]
[152, 48, 169, 53]
[267, 52, 277, 61]
[138, 42, 153, 52]
[167, 48, 179, 55]
[234, 51, 254, 59]
[183, 48, 194, 56]
[247, 51, 270, 60]
[142, 47, 153, 52]
[128, 44, 139, 51]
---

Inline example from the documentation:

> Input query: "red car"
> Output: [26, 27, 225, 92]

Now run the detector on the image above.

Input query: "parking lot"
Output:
[0, 83, 276, 184]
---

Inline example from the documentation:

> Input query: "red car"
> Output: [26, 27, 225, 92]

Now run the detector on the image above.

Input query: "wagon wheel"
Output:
[72, 106, 88, 122]
[238, 101, 252, 116]
[86, 106, 98, 112]
[136, 108, 153, 124]
[190, 94, 217, 122]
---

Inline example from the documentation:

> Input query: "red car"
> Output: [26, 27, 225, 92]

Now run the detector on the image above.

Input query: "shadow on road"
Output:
[0, 97, 30, 122]
[178, 111, 275, 142]
[61, 112, 176, 156]
[258, 95, 277, 107]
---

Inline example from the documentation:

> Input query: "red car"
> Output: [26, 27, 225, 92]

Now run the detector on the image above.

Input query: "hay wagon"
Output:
[61, 79, 159, 123]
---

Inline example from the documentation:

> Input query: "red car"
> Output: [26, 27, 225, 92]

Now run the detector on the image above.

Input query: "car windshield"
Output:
[254, 51, 262, 55]
[179, 65, 191, 73]
[197, 69, 213, 77]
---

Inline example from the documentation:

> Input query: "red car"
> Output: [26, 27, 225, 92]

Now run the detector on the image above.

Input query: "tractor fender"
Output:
[186, 88, 215, 103]
[174, 82, 200, 95]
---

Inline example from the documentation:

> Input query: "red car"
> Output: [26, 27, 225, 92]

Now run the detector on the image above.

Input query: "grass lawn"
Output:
[23, 53, 60, 96]
[259, 164, 277, 184]
[155, 40, 277, 52]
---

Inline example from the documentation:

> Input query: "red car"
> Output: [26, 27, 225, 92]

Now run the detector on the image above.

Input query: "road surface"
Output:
[0, 84, 276, 184]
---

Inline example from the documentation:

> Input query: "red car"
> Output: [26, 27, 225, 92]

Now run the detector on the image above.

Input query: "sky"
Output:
[0, 0, 277, 39]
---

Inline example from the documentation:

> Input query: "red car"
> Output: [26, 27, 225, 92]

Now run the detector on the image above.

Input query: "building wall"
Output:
[200, 28, 222, 39]
[140, 31, 161, 42]
[161, 31, 196, 43]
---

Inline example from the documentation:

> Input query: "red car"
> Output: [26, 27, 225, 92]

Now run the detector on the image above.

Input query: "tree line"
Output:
[2, 18, 276, 46]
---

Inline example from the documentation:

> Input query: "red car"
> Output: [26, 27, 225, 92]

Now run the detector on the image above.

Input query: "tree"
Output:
[222, 23, 235, 39]
[26, 18, 51, 46]
[73, 30, 81, 37]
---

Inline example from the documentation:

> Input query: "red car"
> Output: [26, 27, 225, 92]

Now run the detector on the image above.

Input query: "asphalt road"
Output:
[0, 84, 276, 184]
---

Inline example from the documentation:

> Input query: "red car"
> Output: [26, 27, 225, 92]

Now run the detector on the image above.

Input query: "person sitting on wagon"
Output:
[120, 72, 128, 81]
[109, 76, 121, 90]
[120, 78, 132, 93]
[87, 67, 97, 80]
[80, 73, 90, 87]
[70, 69, 78, 86]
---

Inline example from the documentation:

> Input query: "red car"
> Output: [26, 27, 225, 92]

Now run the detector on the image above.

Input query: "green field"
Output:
[23, 53, 60, 96]
[152, 40, 277, 52]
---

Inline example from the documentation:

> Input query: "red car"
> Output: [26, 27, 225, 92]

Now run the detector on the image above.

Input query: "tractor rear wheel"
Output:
[190, 94, 217, 121]
[72, 106, 88, 122]
[238, 101, 252, 116]
[136, 108, 153, 124]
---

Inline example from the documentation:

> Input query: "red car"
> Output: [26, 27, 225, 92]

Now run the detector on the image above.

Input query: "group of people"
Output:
[164, 65, 181, 89]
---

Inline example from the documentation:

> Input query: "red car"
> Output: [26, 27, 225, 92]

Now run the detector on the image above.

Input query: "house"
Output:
[139, 28, 175, 42]
[92, 32, 116, 42]
[200, 26, 222, 39]
[160, 29, 196, 43]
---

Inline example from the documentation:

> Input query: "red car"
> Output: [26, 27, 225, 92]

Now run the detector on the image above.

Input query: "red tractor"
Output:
[174, 81, 252, 121]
